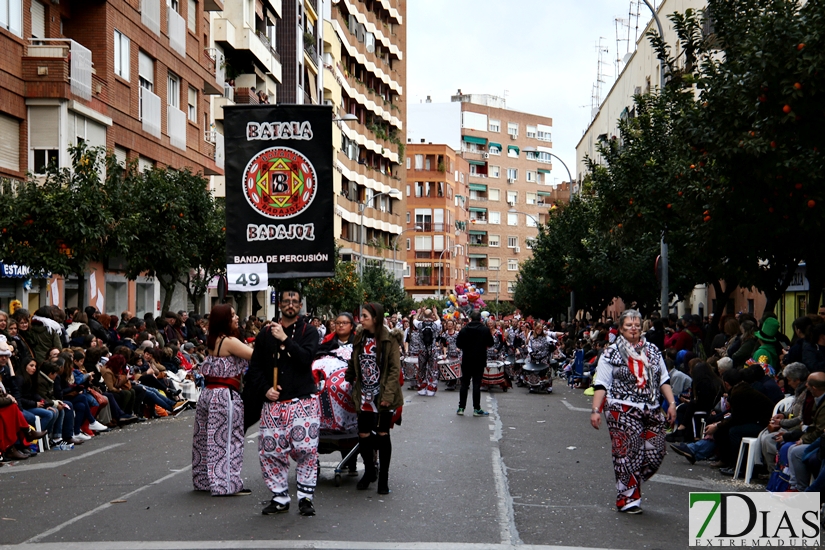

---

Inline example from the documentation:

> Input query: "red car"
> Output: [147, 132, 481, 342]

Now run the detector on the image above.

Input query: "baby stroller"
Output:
[313, 355, 360, 487]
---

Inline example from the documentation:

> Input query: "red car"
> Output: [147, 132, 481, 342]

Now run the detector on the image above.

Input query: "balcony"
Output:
[203, 49, 224, 95]
[215, 131, 225, 170]
[410, 223, 447, 232]
[167, 105, 187, 150]
[23, 39, 92, 101]
[139, 87, 161, 139]
[213, 85, 235, 121]
[142, 0, 161, 36]
[204, 0, 224, 10]
[168, 6, 187, 58]
[412, 251, 452, 260]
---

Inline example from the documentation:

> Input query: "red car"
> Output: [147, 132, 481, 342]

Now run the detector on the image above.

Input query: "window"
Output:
[508, 147, 519, 158]
[526, 215, 537, 228]
[415, 182, 423, 197]
[507, 213, 518, 226]
[507, 236, 518, 248]
[139, 51, 154, 91]
[488, 188, 500, 201]
[526, 125, 537, 138]
[507, 168, 518, 181]
[489, 145, 501, 155]
[414, 236, 432, 251]
[0, 0, 22, 36]
[489, 166, 500, 178]
[488, 235, 500, 247]
[0, 113, 20, 172]
[187, 0, 197, 32]
[508, 259, 518, 271]
[526, 193, 536, 205]
[507, 281, 516, 293]
[414, 154, 423, 169]
[406, 211, 410, 223]
[489, 281, 499, 293]
[406, 156, 411, 169]
[489, 257, 501, 270]
[526, 171, 536, 182]
[537, 124, 552, 142]
[489, 211, 500, 225]
[167, 72, 180, 107]
[33, 149, 58, 173]
[403, 264, 411, 278]
[489, 119, 500, 132]
[187, 86, 197, 121]
[406, 238, 411, 251]
[114, 30, 130, 80]
[525, 238, 535, 249]
[507, 122, 518, 138]
[506, 191, 517, 204]
[433, 234, 444, 251]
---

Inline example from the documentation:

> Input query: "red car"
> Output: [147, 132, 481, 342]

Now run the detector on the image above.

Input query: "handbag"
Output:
[89, 388, 109, 406]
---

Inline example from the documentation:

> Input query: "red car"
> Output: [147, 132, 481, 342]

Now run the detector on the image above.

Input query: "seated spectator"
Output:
[15, 358, 56, 437]
[758, 362, 810, 470]
[802, 323, 825, 373]
[100, 354, 138, 418]
[787, 371, 825, 490]
[742, 362, 784, 404]
[37, 361, 83, 446]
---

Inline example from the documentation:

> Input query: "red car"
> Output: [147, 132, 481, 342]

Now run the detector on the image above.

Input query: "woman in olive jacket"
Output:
[346, 302, 403, 495]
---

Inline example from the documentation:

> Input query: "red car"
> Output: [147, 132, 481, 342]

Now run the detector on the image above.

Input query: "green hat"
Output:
[754, 317, 780, 343]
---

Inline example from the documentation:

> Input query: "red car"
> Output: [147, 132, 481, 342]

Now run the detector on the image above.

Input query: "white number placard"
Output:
[227, 263, 268, 291]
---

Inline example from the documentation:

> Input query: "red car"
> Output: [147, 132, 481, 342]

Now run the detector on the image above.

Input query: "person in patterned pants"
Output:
[245, 289, 320, 516]
[414, 309, 441, 396]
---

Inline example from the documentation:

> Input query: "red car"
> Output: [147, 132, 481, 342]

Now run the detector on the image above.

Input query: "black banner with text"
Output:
[224, 104, 334, 278]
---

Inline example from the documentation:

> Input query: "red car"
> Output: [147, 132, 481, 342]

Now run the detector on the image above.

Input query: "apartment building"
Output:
[408, 94, 556, 303]
[402, 143, 469, 299]
[276, 0, 322, 105]
[0, 0, 226, 316]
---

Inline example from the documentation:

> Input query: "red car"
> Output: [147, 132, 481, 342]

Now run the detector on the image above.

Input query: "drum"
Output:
[438, 358, 461, 381]
[523, 362, 550, 387]
[403, 356, 419, 382]
[483, 360, 508, 389]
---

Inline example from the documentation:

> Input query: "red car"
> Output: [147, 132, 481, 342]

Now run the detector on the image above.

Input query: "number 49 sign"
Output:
[227, 263, 268, 292]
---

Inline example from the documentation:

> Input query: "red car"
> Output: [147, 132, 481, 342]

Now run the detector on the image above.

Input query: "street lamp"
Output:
[437, 244, 461, 298]
[332, 113, 358, 123]
[640, 0, 670, 318]
[359, 189, 402, 276]
[392, 225, 422, 281]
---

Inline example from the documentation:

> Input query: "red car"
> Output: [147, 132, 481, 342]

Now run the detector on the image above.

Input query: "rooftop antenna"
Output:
[629, 0, 641, 46]
[614, 17, 629, 75]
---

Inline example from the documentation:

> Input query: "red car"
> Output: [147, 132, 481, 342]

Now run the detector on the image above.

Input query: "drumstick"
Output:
[273, 367, 279, 390]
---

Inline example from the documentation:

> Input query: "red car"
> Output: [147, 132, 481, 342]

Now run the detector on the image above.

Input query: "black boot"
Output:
[356, 435, 376, 490]
[376, 433, 392, 495]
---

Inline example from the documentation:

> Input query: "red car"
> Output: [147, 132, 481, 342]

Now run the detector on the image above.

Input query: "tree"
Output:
[302, 248, 363, 316]
[0, 144, 117, 308]
[362, 264, 415, 315]
[180, 197, 226, 315]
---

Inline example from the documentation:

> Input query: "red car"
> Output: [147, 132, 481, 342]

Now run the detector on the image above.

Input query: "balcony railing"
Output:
[139, 87, 161, 138]
[410, 223, 447, 232]
[142, 0, 161, 36]
[168, 7, 187, 57]
[167, 104, 187, 150]
[469, 265, 488, 271]
[215, 131, 224, 170]
[223, 83, 234, 101]
[26, 39, 93, 100]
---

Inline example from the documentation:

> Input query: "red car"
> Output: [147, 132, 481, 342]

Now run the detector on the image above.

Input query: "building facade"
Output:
[409, 94, 556, 303]
[0, 0, 227, 317]
[325, 0, 406, 277]
[402, 143, 468, 300]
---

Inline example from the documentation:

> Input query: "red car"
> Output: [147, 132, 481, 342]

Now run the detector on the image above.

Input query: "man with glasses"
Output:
[246, 288, 320, 517]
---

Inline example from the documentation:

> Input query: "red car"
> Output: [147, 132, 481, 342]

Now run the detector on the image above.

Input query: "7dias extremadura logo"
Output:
[689, 492, 820, 547]
[243, 147, 317, 220]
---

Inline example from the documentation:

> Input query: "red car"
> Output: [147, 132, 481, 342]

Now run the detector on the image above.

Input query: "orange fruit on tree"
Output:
[808, 200, 816, 208]
[798, 43, 805, 50]
[783, 105, 792, 114]
[794, 82, 802, 90]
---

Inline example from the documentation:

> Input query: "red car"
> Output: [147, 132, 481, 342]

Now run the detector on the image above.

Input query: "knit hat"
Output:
[138, 340, 155, 351]
[755, 317, 780, 343]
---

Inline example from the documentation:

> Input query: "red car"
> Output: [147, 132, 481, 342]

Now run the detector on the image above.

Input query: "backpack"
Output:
[420, 321, 435, 347]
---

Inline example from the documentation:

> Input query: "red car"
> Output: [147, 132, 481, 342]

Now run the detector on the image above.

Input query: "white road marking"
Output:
[0, 541, 632, 550]
[23, 465, 192, 544]
[513, 502, 601, 509]
[648, 473, 725, 490]
[0, 444, 124, 474]
[488, 397, 521, 546]
[560, 399, 591, 412]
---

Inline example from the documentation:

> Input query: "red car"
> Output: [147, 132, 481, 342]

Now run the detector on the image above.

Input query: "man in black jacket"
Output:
[84, 307, 108, 345]
[456, 311, 494, 417]
[246, 289, 320, 517]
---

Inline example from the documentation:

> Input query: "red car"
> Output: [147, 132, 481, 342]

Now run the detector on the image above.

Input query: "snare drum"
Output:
[438, 358, 461, 381]
[483, 360, 507, 388]
[403, 356, 419, 380]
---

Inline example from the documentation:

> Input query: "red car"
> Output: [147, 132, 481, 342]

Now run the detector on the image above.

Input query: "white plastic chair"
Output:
[733, 436, 759, 484]
[33, 417, 49, 453]
[773, 395, 795, 416]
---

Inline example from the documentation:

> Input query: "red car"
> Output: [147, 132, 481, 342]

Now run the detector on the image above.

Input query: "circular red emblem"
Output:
[243, 147, 317, 219]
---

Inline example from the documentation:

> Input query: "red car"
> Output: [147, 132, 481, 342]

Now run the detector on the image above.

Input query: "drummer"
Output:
[404, 320, 421, 390]
[527, 321, 556, 393]
[439, 319, 461, 391]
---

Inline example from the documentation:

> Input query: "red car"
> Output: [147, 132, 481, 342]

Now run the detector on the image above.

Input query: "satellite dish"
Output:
[622, 52, 633, 65]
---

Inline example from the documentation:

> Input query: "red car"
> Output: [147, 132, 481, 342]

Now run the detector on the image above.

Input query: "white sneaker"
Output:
[73, 432, 92, 441]
[426, 390, 436, 396]
[88, 420, 109, 432]
[417, 389, 427, 396]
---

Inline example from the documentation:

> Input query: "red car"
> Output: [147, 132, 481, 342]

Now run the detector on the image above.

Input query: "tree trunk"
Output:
[160, 276, 176, 314]
[76, 270, 86, 311]
[763, 264, 798, 317]
[706, 278, 736, 350]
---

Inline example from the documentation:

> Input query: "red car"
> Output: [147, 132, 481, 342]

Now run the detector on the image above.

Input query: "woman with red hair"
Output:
[192, 304, 253, 496]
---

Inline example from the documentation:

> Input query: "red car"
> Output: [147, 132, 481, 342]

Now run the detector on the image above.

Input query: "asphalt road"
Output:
[0, 379, 748, 550]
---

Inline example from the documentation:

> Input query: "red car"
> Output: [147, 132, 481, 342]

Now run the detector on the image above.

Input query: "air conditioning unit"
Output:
[514, 246, 521, 254]
[509, 133, 517, 140]
[507, 177, 515, 184]
[482, 153, 489, 159]
[507, 200, 515, 207]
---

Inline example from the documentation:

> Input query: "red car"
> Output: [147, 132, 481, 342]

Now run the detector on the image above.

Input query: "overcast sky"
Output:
[406, 0, 658, 180]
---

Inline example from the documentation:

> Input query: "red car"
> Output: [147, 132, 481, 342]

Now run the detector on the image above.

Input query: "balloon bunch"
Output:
[442, 282, 487, 320]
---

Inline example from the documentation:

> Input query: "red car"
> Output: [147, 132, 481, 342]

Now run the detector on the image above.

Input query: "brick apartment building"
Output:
[407, 94, 558, 303]
[402, 143, 469, 299]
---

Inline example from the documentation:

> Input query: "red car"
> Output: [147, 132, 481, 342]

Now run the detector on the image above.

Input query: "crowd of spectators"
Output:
[0, 305, 215, 462]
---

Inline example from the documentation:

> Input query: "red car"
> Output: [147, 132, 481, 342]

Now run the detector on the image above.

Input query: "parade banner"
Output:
[224, 104, 334, 278]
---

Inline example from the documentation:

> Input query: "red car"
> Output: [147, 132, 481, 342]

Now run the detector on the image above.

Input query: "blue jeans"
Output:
[22, 407, 55, 433]
[52, 406, 76, 440]
[687, 438, 717, 461]
[141, 385, 175, 411]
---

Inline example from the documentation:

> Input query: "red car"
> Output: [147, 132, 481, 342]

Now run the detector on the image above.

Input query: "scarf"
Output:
[615, 335, 652, 389]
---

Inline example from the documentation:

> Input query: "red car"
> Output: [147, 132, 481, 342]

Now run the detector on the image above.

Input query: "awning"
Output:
[469, 253, 487, 259]
[469, 277, 487, 283]
[537, 168, 551, 174]
[508, 145, 520, 154]
[469, 207, 487, 213]
[522, 146, 537, 152]
[469, 230, 487, 235]
[488, 142, 502, 150]
[415, 262, 432, 268]
[462, 135, 487, 145]
[537, 191, 552, 196]
[469, 183, 487, 191]
[468, 159, 487, 166]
